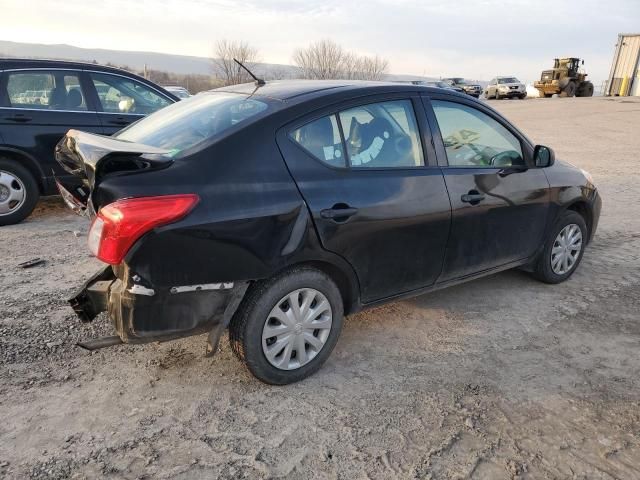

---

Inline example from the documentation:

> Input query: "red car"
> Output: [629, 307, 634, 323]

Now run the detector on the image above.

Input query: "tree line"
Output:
[212, 39, 389, 86]
[95, 39, 390, 93]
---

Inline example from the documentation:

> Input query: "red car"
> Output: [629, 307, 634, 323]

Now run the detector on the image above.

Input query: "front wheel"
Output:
[532, 211, 587, 284]
[229, 267, 344, 384]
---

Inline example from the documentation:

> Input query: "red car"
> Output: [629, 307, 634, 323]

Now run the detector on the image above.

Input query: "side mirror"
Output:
[534, 145, 555, 168]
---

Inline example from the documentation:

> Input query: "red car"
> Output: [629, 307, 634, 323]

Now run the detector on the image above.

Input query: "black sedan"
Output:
[0, 59, 177, 225]
[56, 80, 601, 384]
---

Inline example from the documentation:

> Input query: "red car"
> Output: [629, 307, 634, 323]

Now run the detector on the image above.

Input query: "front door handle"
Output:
[461, 191, 485, 205]
[320, 206, 358, 221]
[4, 114, 32, 123]
[107, 118, 131, 126]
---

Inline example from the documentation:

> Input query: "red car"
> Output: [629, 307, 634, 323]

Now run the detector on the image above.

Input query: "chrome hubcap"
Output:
[551, 224, 582, 275]
[0, 170, 26, 216]
[262, 288, 333, 370]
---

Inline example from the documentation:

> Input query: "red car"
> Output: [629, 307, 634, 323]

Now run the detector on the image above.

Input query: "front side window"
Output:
[432, 100, 523, 168]
[6, 71, 88, 111]
[115, 92, 269, 157]
[89, 73, 171, 115]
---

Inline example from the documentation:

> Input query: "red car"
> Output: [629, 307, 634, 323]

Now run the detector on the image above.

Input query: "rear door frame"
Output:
[277, 91, 453, 302]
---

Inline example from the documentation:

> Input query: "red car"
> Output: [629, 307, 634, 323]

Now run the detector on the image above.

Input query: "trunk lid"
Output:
[55, 129, 173, 213]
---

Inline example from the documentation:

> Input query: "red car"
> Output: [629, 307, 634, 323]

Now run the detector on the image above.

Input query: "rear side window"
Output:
[89, 73, 171, 115]
[290, 99, 424, 169]
[115, 92, 269, 157]
[290, 115, 346, 167]
[5, 71, 88, 111]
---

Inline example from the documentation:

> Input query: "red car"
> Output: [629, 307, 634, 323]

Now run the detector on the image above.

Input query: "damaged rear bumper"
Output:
[70, 266, 248, 350]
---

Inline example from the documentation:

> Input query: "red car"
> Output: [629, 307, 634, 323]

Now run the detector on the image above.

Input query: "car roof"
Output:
[0, 58, 179, 100]
[214, 79, 460, 103]
[0, 57, 141, 75]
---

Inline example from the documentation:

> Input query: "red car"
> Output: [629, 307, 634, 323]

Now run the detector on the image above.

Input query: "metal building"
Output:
[606, 33, 640, 96]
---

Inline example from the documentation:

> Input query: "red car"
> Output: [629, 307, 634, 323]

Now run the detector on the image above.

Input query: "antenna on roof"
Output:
[233, 58, 265, 86]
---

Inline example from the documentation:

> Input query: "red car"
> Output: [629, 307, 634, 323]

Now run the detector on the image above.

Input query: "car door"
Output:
[486, 79, 497, 97]
[86, 71, 173, 133]
[423, 94, 550, 282]
[0, 69, 102, 183]
[277, 95, 451, 303]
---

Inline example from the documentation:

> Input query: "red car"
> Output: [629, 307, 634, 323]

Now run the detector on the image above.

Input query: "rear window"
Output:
[115, 92, 269, 157]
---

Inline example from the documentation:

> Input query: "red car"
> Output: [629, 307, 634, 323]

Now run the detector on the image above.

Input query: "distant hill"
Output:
[0, 40, 489, 86]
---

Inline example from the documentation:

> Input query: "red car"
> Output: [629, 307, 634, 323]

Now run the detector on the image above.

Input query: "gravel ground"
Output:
[1, 96, 639, 479]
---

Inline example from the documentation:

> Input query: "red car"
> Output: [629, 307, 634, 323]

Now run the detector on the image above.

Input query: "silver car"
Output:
[485, 76, 527, 100]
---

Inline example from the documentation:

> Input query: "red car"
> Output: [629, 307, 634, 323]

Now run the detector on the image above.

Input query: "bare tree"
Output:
[293, 39, 389, 81]
[293, 39, 345, 80]
[357, 55, 389, 81]
[212, 40, 260, 86]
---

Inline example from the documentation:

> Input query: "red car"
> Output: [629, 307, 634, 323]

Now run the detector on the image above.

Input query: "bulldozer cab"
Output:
[558, 58, 582, 78]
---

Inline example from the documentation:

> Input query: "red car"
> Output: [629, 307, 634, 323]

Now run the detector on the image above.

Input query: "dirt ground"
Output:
[1, 96, 639, 479]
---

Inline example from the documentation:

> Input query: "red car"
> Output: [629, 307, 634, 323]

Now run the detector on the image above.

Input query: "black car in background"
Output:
[0, 59, 177, 225]
[56, 80, 601, 384]
[443, 77, 483, 98]
[424, 80, 465, 93]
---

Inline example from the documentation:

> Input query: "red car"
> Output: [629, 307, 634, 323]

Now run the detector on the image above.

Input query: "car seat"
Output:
[67, 89, 83, 110]
[48, 86, 67, 110]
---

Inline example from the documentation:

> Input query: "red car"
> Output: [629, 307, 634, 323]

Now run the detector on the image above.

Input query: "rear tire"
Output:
[532, 210, 587, 284]
[576, 81, 594, 97]
[229, 267, 344, 384]
[0, 158, 39, 226]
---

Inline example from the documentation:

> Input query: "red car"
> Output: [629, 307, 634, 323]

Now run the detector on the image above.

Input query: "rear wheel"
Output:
[533, 210, 587, 284]
[0, 158, 39, 226]
[576, 81, 594, 97]
[229, 267, 344, 384]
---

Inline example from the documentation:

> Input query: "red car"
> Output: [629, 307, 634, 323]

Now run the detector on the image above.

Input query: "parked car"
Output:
[424, 80, 465, 93]
[56, 80, 601, 384]
[0, 59, 178, 225]
[163, 85, 191, 99]
[442, 77, 482, 97]
[485, 76, 527, 99]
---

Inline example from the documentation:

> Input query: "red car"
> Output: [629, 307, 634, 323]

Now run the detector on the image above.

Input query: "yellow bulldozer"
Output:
[534, 58, 594, 98]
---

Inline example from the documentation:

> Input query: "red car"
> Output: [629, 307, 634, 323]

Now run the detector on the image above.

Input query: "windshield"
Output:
[168, 89, 190, 99]
[498, 77, 520, 84]
[115, 92, 269, 157]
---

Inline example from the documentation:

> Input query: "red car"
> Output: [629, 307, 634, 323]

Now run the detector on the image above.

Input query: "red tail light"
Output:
[88, 194, 199, 265]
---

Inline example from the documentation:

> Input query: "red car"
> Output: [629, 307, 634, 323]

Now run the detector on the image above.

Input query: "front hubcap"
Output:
[0, 170, 26, 216]
[551, 224, 582, 275]
[262, 288, 333, 370]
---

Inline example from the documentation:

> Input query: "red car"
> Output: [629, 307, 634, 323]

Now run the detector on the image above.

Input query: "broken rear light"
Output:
[88, 194, 199, 264]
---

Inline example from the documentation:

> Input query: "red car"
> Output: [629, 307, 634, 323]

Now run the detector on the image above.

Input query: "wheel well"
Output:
[294, 260, 360, 315]
[0, 150, 45, 193]
[566, 201, 592, 240]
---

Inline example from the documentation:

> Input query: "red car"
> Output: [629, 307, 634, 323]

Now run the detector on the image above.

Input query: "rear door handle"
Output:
[4, 114, 32, 123]
[320, 207, 358, 221]
[461, 192, 485, 204]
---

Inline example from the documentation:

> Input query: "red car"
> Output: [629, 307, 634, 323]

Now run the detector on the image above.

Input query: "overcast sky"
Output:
[3, 0, 638, 83]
